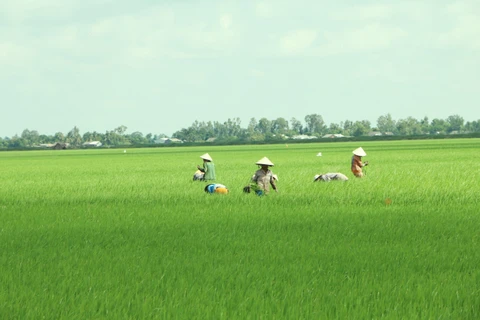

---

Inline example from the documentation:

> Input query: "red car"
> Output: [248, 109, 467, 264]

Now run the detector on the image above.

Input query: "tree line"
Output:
[0, 125, 167, 149]
[1, 113, 479, 149]
[171, 114, 479, 142]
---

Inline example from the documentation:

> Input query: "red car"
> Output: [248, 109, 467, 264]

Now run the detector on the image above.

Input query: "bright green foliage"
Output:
[0, 139, 479, 319]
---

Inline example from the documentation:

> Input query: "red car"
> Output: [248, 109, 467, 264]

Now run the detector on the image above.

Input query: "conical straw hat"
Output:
[255, 157, 274, 166]
[200, 153, 213, 161]
[352, 147, 367, 157]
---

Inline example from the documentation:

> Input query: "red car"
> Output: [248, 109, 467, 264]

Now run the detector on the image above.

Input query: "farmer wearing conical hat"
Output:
[351, 147, 368, 178]
[197, 153, 216, 181]
[251, 157, 278, 195]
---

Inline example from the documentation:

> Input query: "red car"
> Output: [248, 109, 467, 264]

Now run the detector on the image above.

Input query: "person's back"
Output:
[203, 161, 216, 180]
[314, 173, 349, 182]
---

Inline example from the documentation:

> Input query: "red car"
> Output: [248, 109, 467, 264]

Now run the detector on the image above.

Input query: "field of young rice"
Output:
[0, 139, 479, 319]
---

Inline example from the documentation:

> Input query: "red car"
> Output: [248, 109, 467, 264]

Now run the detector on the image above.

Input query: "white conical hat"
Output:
[255, 156, 274, 166]
[200, 153, 213, 161]
[314, 174, 321, 182]
[352, 147, 367, 157]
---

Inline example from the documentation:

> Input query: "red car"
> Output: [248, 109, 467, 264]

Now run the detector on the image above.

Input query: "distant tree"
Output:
[115, 125, 128, 135]
[341, 120, 354, 136]
[9, 135, 26, 148]
[328, 122, 342, 134]
[83, 132, 93, 142]
[430, 118, 448, 134]
[271, 117, 289, 134]
[446, 115, 464, 133]
[396, 117, 422, 136]
[464, 120, 480, 132]
[419, 116, 430, 134]
[247, 118, 258, 134]
[66, 126, 83, 146]
[224, 118, 242, 138]
[351, 120, 371, 137]
[39, 134, 54, 144]
[54, 132, 65, 143]
[257, 118, 272, 134]
[376, 113, 397, 134]
[290, 117, 303, 134]
[105, 126, 128, 146]
[21, 129, 40, 146]
[304, 114, 326, 135]
[128, 131, 147, 144]
[155, 133, 167, 139]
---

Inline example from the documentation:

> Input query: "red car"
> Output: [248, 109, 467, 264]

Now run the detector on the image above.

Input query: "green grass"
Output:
[0, 139, 479, 319]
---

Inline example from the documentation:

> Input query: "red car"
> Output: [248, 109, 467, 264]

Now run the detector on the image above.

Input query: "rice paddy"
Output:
[0, 139, 479, 319]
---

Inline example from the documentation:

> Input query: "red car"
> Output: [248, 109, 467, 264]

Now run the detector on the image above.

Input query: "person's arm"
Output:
[270, 176, 278, 192]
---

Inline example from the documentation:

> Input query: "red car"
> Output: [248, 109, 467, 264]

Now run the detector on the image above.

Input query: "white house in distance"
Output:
[83, 141, 102, 147]
[292, 135, 317, 140]
[322, 133, 345, 138]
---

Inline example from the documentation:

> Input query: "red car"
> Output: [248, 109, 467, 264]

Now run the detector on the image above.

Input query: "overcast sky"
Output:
[1, 0, 479, 137]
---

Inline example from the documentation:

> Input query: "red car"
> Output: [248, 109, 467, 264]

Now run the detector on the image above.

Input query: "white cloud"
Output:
[319, 24, 406, 56]
[0, 42, 30, 65]
[0, 0, 77, 24]
[255, 1, 273, 18]
[250, 69, 265, 78]
[220, 14, 233, 30]
[332, 4, 393, 21]
[280, 29, 317, 55]
[437, 1, 480, 50]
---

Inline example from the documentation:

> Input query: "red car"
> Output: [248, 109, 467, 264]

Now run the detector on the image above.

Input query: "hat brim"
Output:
[255, 157, 274, 166]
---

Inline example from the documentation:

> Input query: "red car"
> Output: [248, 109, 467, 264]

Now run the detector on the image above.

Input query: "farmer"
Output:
[314, 173, 349, 182]
[197, 153, 216, 181]
[204, 183, 228, 194]
[193, 169, 204, 181]
[251, 157, 278, 195]
[351, 147, 368, 177]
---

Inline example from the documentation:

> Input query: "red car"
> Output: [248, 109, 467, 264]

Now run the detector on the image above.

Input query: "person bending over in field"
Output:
[193, 169, 205, 181]
[351, 147, 368, 178]
[197, 153, 216, 181]
[204, 183, 228, 194]
[249, 157, 278, 196]
[314, 173, 349, 182]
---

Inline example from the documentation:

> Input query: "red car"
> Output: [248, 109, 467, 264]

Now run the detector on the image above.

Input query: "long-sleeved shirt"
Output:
[202, 162, 216, 181]
[351, 155, 365, 177]
[252, 168, 277, 194]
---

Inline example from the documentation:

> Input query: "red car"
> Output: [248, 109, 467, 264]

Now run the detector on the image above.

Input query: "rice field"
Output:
[0, 139, 479, 319]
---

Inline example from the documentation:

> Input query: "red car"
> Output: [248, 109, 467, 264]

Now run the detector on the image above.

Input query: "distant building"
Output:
[368, 131, 382, 136]
[292, 135, 317, 140]
[154, 138, 170, 144]
[52, 143, 68, 150]
[322, 133, 345, 138]
[39, 143, 55, 148]
[83, 141, 102, 147]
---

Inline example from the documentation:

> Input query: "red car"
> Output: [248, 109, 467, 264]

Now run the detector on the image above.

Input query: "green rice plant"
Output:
[0, 139, 479, 319]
